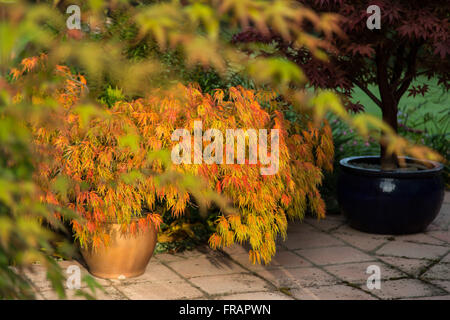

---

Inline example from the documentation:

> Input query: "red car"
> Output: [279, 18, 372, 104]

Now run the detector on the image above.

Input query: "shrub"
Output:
[34, 65, 333, 263]
[397, 105, 449, 188]
[0, 92, 69, 298]
[1, 58, 101, 300]
[320, 114, 378, 212]
[32, 64, 164, 250]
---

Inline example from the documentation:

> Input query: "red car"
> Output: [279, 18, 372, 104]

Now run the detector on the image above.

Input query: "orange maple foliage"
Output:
[20, 57, 333, 264]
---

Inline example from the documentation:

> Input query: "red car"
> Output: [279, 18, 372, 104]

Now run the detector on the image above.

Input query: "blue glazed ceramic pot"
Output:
[337, 156, 445, 234]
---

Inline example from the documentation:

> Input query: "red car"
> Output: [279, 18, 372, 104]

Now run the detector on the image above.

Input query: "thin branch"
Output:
[390, 45, 405, 87]
[353, 79, 382, 107]
[395, 45, 420, 101]
[415, 69, 433, 78]
[375, 46, 393, 110]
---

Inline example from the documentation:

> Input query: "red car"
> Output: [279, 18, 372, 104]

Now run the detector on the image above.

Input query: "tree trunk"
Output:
[376, 48, 399, 170]
[380, 99, 399, 170]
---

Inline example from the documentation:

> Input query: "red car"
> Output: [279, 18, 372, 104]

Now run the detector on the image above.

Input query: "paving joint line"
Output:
[426, 232, 450, 244]
[301, 215, 450, 297]
[158, 259, 212, 300]
[303, 219, 347, 233]
[108, 283, 131, 300]
[288, 247, 381, 300]
[218, 249, 298, 300]
[277, 222, 383, 299]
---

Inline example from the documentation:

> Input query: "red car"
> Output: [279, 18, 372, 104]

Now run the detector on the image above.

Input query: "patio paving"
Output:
[27, 192, 450, 300]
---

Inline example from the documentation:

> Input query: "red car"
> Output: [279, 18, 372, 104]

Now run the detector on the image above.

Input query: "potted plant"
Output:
[32, 64, 163, 279]
[104, 84, 335, 264]
[35, 60, 335, 266]
[293, 0, 449, 234]
[12, 0, 346, 272]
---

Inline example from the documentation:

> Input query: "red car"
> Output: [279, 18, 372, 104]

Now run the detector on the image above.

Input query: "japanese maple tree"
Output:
[235, 0, 450, 169]
[23, 56, 333, 264]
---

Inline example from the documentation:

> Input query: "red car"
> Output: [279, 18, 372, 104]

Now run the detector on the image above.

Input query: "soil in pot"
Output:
[352, 162, 429, 171]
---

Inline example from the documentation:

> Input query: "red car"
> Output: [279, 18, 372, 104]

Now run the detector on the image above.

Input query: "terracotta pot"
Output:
[80, 222, 157, 279]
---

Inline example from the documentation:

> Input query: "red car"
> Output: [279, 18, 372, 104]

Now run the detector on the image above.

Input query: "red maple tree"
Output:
[234, 0, 450, 169]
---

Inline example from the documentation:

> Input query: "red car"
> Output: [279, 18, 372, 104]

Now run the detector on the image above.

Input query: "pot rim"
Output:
[339, 155, 444, 178]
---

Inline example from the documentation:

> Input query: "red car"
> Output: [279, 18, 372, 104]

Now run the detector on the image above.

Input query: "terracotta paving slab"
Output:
[290, 284, 376, 300]
[427, 231, 450, 243]
[332, 233, 389, 252]
[364, 279, 443, 300]
[255, 267, 340, 288]
[115, 280, 204, 300]
[229, 251, 312, 272]
[189, 273, 270, 295]
[167, 255, 246, 278]
[286, 222, 320, 234]
[430, 203, 450, 231]
[331, 224, 391, 251]
[375, 241, 448, 260]
[441, 253, 450, 263]
[284, 231, 345, 250]
[268, 251, 314, 268]
[24, 265, 61, 291]
[429, 280, 450, 293]
[406, 295, 450, 300]
[25, 261, 110, 290]
[28, 192, 450, 300]
[421, 263, 450, 281]
[220, 245, 251, 256]
[110, 261, 183, 285]
[153, 252, 188, 263]
[40, 286, 124, 300]
[324, 262, 406, 284]
[304, 217, 346, 232]
[391, 233, 447, 246]
[445, 192, 450, 203]
[295, 246, 375, 266]
[378, 256, 432, 277]
[217, 291, 294, 300]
